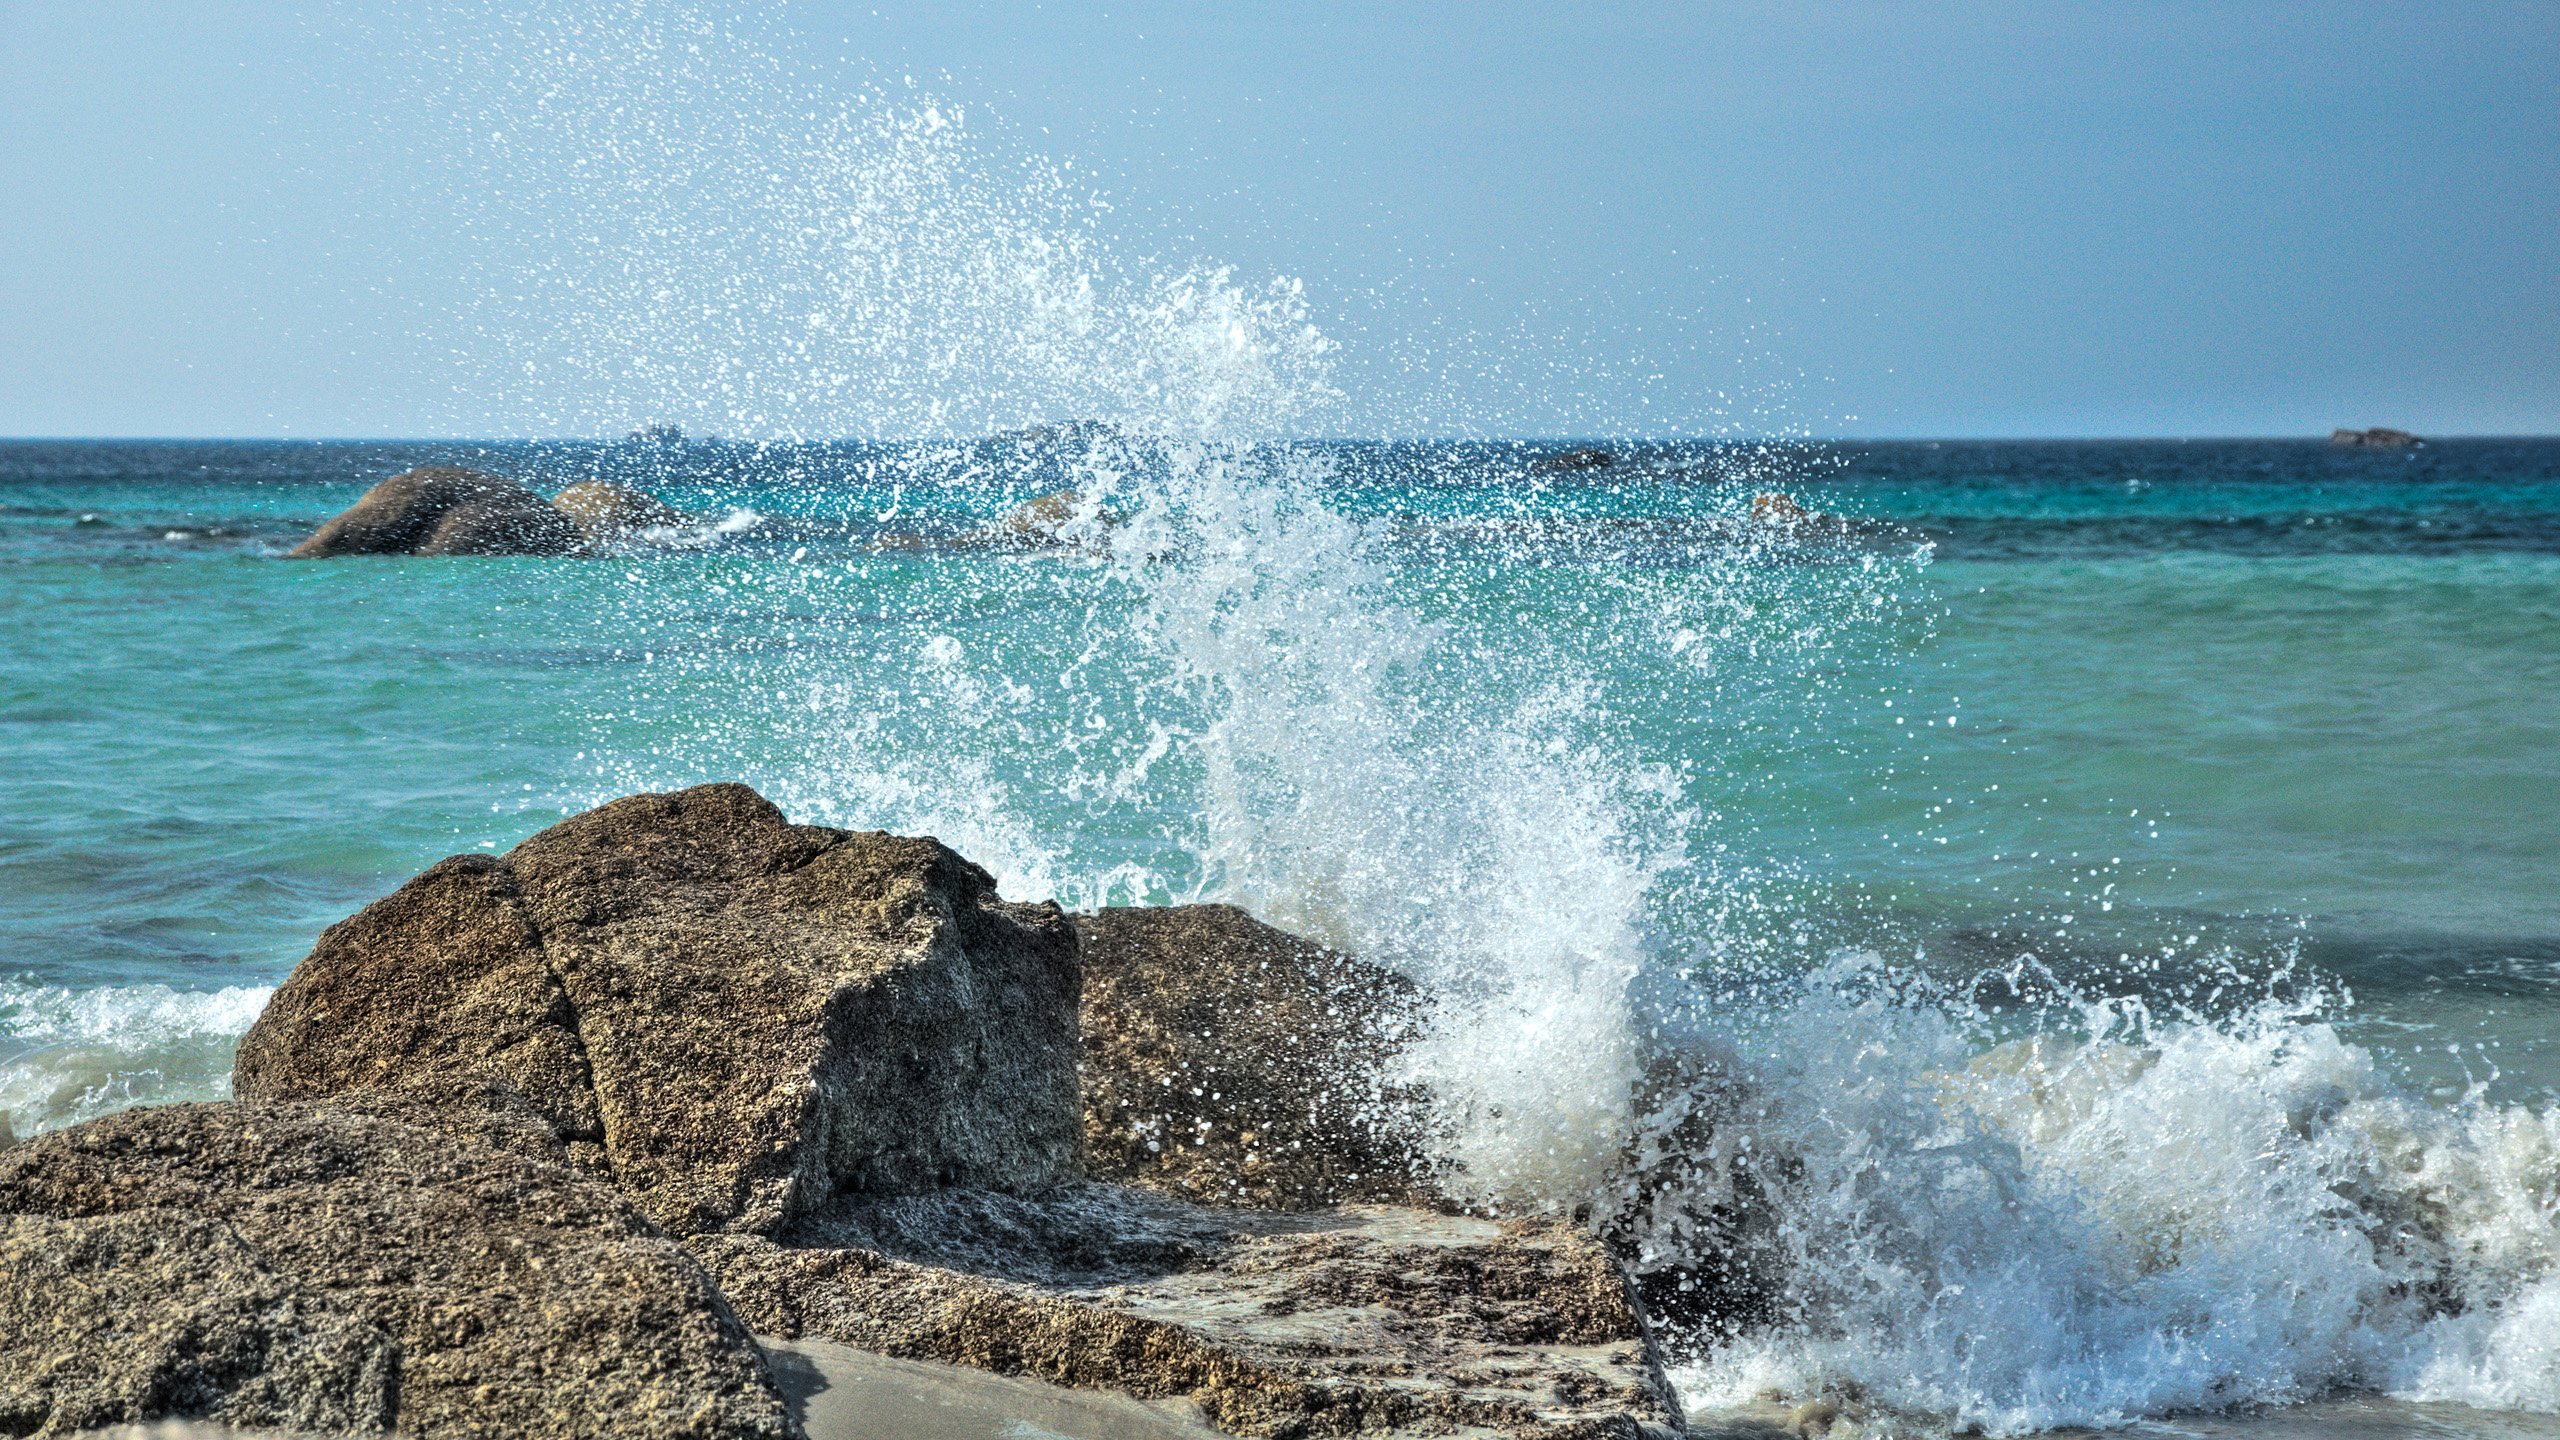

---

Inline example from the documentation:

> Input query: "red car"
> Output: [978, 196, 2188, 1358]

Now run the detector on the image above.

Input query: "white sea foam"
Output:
[0, 979, 272, 1142]
[1652, 960, 2560, 1432]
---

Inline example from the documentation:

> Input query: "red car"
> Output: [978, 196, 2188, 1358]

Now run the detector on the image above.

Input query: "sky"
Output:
[2, 0, 2555, 439]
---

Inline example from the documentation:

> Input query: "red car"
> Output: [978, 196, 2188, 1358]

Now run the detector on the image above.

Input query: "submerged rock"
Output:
[996, 489, 1086, 544]
[234, 782, 1083, 1235]
[698, 1191, 1682, 1439]
[0, 1100, 797, 1439]
[1076, 905, 1435, 1210]
[552, 479, 698, 546]
[289, 466, 579, 558]
[2330, 427, 2422, 448]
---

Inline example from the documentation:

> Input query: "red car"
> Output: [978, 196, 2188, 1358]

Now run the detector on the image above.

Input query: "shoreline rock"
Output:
[552, 479, 701, 547]
[33, 784, 1687, 1438]
[233, 783, 1083, 1235]
[700, 1190, 1683, 1439]
[291, 468, 703, 558]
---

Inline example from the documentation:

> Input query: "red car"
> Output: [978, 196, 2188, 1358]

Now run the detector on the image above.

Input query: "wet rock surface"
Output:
[1076, 904, 1437, 1210]
[234, 782, 1083, 1235]
[698, 1189, 1683, 1439]
[0, 1101, 797, 1439]
[289, 466, 579, 558]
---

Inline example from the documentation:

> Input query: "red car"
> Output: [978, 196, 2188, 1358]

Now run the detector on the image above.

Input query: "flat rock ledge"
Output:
[16, 784, 1687, 1438]
[696, 1186, 1683, 1439]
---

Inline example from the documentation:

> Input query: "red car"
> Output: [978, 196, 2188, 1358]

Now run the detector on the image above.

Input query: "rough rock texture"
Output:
[289, 466, 579, 557]
[696, 1189, 1683, 1439]
[0, 1211, 397, 1437]
[234, 783, 1082, 1235]
[1076, 905, 1436, 1210]
[0, 1101, 797, 1439]
[553, 480, 696, 545]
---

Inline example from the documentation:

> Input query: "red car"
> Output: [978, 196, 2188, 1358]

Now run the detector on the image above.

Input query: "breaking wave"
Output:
[0, 980, 272, 1143]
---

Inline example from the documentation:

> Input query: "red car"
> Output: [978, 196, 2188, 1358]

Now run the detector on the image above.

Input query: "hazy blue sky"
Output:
[3, 1, 2554, 438]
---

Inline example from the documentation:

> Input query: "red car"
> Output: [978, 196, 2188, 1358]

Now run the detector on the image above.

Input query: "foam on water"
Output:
[0, 981, 271, 1142]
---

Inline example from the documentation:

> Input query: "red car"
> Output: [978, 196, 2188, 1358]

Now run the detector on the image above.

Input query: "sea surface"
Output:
[4, 434, 2558, 1434]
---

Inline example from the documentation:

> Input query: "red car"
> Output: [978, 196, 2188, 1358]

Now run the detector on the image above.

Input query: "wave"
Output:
[0, 979, 272, 1144]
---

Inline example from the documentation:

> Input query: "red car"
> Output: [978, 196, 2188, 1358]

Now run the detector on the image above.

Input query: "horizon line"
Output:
[5, 432, 2555, 447]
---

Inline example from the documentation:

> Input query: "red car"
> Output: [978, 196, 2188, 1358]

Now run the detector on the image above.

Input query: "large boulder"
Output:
[290, 466, 580, 557]
[233, 783, 1083, 1235]
[1075, 905, 1435, 1210]
[0, 1100, 797, 1439]
[553, 480, 698, 546]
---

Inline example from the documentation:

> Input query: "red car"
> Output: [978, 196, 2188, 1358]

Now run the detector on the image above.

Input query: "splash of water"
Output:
[379, 3, 2560, 1429]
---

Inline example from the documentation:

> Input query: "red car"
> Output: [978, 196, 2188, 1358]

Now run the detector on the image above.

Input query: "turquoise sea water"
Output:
[6, 437, 2554, 1111]
[4, 434, 2558, 1430]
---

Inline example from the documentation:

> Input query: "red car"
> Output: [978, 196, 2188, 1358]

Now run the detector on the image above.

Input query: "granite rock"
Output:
[1075, 904, 1436, 1210]
[696, 1186, 1683, 1439]
[0, 1101, 797, 1439]
[234, 783, 1083, 1235]
[289, 466, 578, 558]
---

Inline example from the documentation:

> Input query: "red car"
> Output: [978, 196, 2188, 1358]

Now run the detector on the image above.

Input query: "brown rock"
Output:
[289, 466, 578, 558]
[0, 1101, 797, 1439]
[984, 489, 1120, 549]
[553, 480, 697, 545]
[0, 1210, 396, 1437]
[1075, 905, 1435, 1210]
[696, 1191, 1683, 1439]
[234, 783, 1083, 1236]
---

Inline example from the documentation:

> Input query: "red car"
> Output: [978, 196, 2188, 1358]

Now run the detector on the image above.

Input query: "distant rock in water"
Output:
[2330, 427, 2423, 448]
[1076, 904, 1435, 1210]
[233, 782, 1083, 1236]
[1534, 447, 1615, 472]
[288, 465, 578, 558]
[628, 422, 686, 446]
[0, 1099, 797, 1438]
[553, 478, 699, 546]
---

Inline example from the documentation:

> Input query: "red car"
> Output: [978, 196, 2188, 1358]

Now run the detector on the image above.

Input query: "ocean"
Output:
[3, 433, 2556, 1434]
